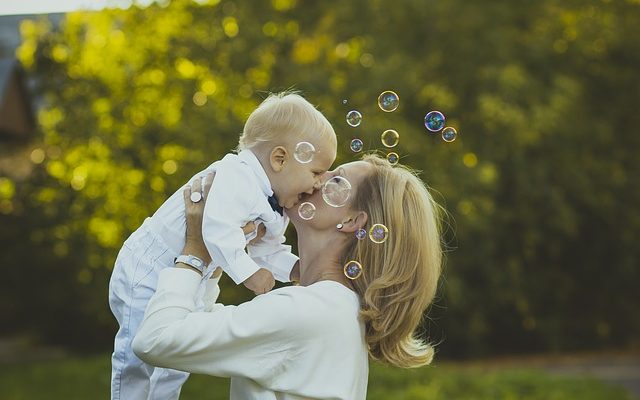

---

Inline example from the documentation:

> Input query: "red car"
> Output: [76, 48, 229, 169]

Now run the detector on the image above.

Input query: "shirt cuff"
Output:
[158, 267, 202, 294]
[267, 251, 299, 283]
[224, 253, 261, 284]
[202, 276, 222, 312]
[150, 268, 203, 311]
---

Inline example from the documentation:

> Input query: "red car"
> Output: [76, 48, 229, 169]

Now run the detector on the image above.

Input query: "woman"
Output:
[132, 154, 444, 399]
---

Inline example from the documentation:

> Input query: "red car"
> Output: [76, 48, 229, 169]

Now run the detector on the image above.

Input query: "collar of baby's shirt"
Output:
[237, 149, 274, 197]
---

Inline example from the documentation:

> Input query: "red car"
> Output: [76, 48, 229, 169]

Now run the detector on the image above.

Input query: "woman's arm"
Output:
[175, 173, 213, 274]
[133, 174, 305, 382]
[131, 267, 304, 382]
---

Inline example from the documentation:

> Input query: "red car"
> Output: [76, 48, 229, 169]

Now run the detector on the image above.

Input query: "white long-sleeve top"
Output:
[132, 268, 369, 400]
[149, 150, 298, 284]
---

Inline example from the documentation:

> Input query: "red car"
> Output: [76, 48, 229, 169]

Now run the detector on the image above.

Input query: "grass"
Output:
[0, 354, 633, 399]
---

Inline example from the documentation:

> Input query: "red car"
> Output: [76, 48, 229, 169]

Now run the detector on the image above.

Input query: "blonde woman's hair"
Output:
[342, 154, 444, 368]
[236, 91, 336, 152]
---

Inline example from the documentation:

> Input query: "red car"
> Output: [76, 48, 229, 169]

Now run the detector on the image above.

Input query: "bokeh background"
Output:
[1, 0, 639, 398]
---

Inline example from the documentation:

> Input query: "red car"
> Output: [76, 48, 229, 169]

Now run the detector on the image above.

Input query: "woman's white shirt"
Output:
[132, 268, 369, 400]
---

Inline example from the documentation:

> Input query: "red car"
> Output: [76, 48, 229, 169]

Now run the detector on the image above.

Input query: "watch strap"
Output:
[174, 254, 206, 274]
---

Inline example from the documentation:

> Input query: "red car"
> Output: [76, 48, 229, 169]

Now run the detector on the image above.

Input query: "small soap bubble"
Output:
[378, 90, 400, 112]
[346, 110, 362, 127]
[298, 202, 316, 220]
[386, 152, 399, 165]
[424, 111, 445, 132]
[350, 138, 364, 153]
[442, 126, 457, 142]
[355, 228, 367, 240]
[369, 223, 389, 244]
[381, 129, 400, 148]
[294, 141, 315, 164]
[322, 175, 352, 207]
[342, 99, 348, 105]
[343, 260, 363, 279]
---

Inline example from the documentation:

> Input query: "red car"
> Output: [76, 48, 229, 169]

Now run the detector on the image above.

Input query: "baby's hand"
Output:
[242, 221, 267, 246]
[243, 268, 275, 295]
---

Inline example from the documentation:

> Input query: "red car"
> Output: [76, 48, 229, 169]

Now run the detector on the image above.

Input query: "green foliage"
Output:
[0, 355, 632, 399]
[1, 0, 639, 355]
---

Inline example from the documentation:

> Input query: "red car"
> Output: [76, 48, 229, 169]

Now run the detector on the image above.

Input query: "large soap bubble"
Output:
[294, 141, 315, 163]
[322, 175, 352, 207]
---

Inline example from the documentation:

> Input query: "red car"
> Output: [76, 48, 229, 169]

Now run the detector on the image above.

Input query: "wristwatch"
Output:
[174, 254, 206, 274]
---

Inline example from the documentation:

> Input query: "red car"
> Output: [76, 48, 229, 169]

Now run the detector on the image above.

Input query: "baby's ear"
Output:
[269, 146, 287, 172]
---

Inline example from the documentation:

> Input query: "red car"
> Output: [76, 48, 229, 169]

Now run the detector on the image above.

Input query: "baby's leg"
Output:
[149, 368, 189, 400]
[109, 242, 154, 399]
[109, 228, 184, 399]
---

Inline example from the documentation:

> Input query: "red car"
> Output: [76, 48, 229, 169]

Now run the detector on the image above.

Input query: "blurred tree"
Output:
[1, 0, 639, 356]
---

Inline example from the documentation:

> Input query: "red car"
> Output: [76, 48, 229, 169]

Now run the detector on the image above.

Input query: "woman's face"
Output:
[286, 161, 372, 230]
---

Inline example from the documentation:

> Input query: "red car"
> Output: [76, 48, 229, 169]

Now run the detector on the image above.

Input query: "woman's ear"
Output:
[269, 146, 287, 172]
[339, 211, 368, 233]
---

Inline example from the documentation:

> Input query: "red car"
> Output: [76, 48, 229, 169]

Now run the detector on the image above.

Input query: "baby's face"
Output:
[276, 136, 336, 210]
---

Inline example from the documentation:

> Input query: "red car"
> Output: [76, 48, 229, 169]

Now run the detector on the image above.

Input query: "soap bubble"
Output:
[386, 152, 399, 165]
[346, 110, 362, 127]
[378, 90, 400, 112]
[355, 228, 367, 240]
[369, 223, 389, 243]
[322, 175, 352, 207]
[381, 129, 399, 148]
[350, 138, 364, 153]
[342, 99, 348, 104]
[424, 111, 445, 132]
[294, 141, 315, 163]
[343, 260, 363, 279]
[442, 127, 457, 142]
[298, 202, 316, 220]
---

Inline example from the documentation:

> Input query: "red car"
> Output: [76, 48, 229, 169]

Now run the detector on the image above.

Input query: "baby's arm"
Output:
[248, 237, 299, 283]
[200, 166, 263, 286]
[242, 268, 275, 295]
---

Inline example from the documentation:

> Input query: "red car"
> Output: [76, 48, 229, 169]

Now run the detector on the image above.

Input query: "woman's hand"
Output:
[182, 173, 215, 264]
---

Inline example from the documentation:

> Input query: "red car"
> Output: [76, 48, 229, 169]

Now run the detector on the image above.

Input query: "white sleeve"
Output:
[202, 165, 261, 284]
[132, 268, 307, 384]
[248, 241, 299, 283]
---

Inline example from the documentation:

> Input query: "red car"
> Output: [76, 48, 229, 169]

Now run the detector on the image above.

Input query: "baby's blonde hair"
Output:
[236, 91, 336, 152]
[343, 154, 444, 368]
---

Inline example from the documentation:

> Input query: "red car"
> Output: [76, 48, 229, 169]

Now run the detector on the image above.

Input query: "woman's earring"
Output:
[336, 223, 343, 230]
[344, 260, 363, 280]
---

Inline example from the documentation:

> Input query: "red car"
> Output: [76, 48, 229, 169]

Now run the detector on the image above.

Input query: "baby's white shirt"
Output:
[149, 150, 298, 284]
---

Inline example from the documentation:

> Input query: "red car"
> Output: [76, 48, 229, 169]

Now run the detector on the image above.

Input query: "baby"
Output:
[108, 92, 337, 400]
